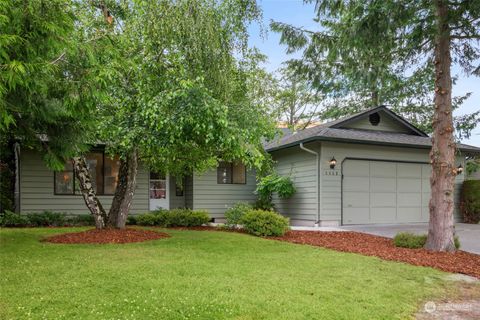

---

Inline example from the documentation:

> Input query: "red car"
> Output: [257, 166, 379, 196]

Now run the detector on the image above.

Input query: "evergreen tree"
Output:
[272, 0, 480, 251]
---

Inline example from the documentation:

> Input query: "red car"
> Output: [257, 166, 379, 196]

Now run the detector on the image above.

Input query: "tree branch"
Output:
[451, 34, 480, 39]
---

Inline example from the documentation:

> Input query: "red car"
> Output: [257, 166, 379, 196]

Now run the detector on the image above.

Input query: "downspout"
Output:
[299, 143, 321, 225]
[14, 142, 20, 213]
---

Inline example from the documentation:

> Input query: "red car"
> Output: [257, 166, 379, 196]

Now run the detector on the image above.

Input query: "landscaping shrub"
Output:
[393, 232, 427, 249]
[136, 209, 210, 227]
[136, 213, 159, 226]
[460, 180, 480, 224]
[225, 202, 252, 228]
[393, 232, 460, 249]
[255, 173, 296, 210]
[161, 209, 210, 227]
[26, 211, 66, 227]
[127, 215, 137, 225]
[0, 210, 29, 227]
[65, 214, 95, 226]
[240, 209, 289, 236]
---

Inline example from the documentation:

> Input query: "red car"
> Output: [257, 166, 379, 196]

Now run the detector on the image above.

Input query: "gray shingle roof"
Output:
[264, 107, 480, 155]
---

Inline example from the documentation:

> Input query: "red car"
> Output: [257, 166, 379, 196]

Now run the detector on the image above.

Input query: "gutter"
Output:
[267, 136, 480, 155]
[299, 143, 321, 225]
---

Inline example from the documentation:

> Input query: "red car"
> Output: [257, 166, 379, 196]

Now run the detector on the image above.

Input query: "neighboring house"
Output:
[17, 106, 480, 226]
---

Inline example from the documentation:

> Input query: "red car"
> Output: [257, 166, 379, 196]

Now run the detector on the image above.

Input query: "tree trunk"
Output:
[426, 0, 456, 252]
[107, 149, 138, 229]
[73, 157, 108, 229]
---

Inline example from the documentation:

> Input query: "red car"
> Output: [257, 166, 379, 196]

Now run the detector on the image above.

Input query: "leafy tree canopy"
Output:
[270, 0, 480, 139]
[0, 0, 105, 169]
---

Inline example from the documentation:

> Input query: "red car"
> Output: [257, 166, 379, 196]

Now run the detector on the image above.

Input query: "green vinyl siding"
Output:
[270, 142, 319, 223]
[192, 169, 257, 219]
[19, 150, 149, 215]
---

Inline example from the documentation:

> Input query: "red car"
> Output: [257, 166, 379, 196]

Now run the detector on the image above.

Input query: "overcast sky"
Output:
[247, 0, 480, 147]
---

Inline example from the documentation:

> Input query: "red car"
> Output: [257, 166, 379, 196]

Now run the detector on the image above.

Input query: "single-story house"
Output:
[16, 106, 480, 226]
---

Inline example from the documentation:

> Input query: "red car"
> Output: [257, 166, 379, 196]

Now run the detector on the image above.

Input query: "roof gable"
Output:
[330, 106, 428, 137]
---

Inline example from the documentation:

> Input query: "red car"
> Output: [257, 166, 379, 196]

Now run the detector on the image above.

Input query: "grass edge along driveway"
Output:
[0, 227, 462, 320]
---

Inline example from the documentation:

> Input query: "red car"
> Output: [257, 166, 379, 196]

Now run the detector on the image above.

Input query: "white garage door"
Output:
[342, 159, 430, 225]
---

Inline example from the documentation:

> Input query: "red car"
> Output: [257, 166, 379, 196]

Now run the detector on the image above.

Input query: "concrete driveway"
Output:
[341, 223, 480, 255]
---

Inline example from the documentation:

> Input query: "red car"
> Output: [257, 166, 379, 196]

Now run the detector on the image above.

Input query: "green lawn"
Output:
[0, 227, 451, 319]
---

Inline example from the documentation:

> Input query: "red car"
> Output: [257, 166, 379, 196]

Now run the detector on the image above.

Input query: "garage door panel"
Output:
[343, 177, 369, 192]
[343, 208, 370, 225]
[342, 159, 430, 225]
[422, 179, 430, 192]
[343, 192, 369, 208]
[370, 178, 396, 192]
[422, 207, 430, 219]
[422, 193, 430, 207]
[397, 163, 422, 178]
[397, 193, 422, 207]
[370, 193, 396, 207]
[397, 207, 425, 223]
[397, 178, 422, 192]
[343, 161, 370, 177]
[370, 162, 396, 177]
[422, 165, 432, 178]
[370, 208, 396, 223]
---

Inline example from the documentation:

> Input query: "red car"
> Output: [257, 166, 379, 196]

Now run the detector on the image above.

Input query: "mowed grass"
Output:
[0, 227, 450, 319]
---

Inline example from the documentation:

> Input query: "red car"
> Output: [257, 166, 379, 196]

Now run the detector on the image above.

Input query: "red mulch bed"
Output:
[271, 231, 480, 279]
[44, 228, 170, 244]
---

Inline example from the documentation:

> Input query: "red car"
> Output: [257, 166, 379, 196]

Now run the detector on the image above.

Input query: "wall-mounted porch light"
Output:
[329, 157, 337, 169]
[456, 164, 463, 175]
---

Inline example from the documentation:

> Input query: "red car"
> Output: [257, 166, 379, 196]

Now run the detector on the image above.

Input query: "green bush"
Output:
[255, 173, 296, 210]
[65, 214, 95, 226]
[160, 209, 210, 227]
[127, 215, 137, 225]
[26, 211, 66, 227]
[393, 232, 427, 249]
[0, 211, 29, 227]
[454, 236, 461, 249]
[460, 180, 480, 224]
[393, 232, 461, 249]
[136, 213, 159, 226]
[240, 209, 289, 236]
[225, 202, 252, 228]
[136, 209, 210, 227]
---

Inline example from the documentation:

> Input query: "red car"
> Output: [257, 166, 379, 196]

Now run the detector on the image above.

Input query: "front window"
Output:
[150, 172, 166, 199]
[54, 161, 74, 194]
[54, 151, 120, 195]
[217, 162, 246, 184]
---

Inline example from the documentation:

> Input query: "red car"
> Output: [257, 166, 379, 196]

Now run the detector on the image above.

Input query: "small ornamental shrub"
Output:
[393, 232, 427, 249]
[393, 232, 460, 249]
[26, 211, 66, 227]
[225, 202, 252, 228]
[160, 209, 210, 227]
[136, 213, 159, 226]
[65, 214, 95, 226]
[460, 180, 480, 224]
[136, 209, 210, 227]
[127, 215, 138, 225]
[0, 211, 29, 227]
[240, 209, 289, 236]
[255, 173, 296, 210]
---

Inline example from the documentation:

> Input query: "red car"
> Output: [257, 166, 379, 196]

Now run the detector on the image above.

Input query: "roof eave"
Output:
[265, 136, 480, 155]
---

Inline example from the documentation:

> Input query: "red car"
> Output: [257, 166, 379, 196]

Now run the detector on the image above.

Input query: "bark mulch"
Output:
[271, 231, 480, 279]
[44, 228, 170, 244]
